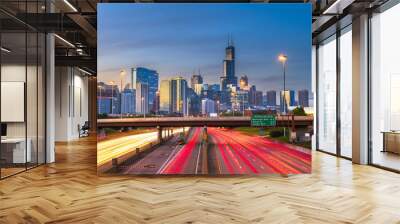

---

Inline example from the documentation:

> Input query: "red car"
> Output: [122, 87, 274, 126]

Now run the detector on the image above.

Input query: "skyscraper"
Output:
[207, 84, 221, 102]
[109, 85, 121, 115]
[255, 91, 263, 106]
[231, 87, 249, 112]
[266, 90, 277, 107]
[136, 82, 149, 114]
[249, 85, 257, 105]
[111, 95, 121, 115]
[171, 77, 187, 115]
[97, 82, 120, 114]
[131, 67, 159, 112]
[201, 98, 215, 116]
[97, 97, 112, 114]
[280, 90, 295, 113]
[220, 39, 237, 91]
[121, 88, 135, 114]
[190, 74, 203, 89]
[298, 89, 309, 107]
[193, 83, 203, 96]
[239, 75, 249, 90]
[159, 80, 171, 114]
[153, 91, 160, 113]
[187, 88, 201, 116]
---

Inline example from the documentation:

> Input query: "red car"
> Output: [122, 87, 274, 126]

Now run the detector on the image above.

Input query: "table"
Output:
[1, 138, 31, 164]
[382, 131, 400, 154]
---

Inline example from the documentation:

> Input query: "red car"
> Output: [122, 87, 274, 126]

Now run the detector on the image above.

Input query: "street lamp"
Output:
[142, 97, 145, 118]
[187, 98, 190, 117]
[278, 54, 288, 137]
[242, 96, 245, 117]
[278, 54, 288, 115]
[119, 70, 126, 119]
[98, 85, 103, 115]
[216, 100, 220, 116]
[109, 81, 115, 114]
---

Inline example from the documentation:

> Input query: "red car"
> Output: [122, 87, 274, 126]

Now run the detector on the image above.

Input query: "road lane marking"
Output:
[157, 140, 180, 174]
[195, 142, 202, 174]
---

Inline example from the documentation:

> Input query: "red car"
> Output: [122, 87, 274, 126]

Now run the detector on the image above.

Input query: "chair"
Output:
[79, 121, 90, 138]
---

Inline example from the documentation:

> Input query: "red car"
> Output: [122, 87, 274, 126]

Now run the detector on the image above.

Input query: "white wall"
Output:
[1, 63, 46, 164]
[55, 67, 89, 141]
[1, 65, 40, 137]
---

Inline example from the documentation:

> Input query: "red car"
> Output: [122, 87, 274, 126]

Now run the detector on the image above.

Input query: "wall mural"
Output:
[97, 3, 312, 175]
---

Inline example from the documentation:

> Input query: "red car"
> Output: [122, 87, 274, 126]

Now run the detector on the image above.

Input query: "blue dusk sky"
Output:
[98, 3, 311, 93]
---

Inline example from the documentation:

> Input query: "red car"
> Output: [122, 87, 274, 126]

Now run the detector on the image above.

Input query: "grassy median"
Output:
[233, 127, 311, 149]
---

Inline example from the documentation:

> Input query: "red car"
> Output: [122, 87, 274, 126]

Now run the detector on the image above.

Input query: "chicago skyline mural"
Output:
[97, 3, 312, 175]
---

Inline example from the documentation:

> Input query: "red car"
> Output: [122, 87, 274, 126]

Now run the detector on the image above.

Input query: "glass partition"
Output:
[317, 35, 337, 154]
[1, 31, 28, 177]
[339, 26, 352, 158]
[0, 2, 46, 179]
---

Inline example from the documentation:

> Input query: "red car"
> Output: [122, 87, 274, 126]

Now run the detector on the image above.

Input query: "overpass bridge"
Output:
[98, 116, 314, 143]
[97, 116, 313, 128]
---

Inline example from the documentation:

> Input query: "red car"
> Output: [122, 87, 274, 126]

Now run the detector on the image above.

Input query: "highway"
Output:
[97, 128, 184, 167]
[117, 127, 311, 175]
[207, 128, 311, 174]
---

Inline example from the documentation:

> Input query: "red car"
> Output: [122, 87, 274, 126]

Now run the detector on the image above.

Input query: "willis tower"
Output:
[220, 37, 237, 91]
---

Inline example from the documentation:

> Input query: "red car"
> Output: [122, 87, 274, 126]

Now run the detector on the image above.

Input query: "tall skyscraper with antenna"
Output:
[220, 35, 237, 91]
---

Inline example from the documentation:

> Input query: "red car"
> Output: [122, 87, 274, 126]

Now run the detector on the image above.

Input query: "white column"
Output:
[46, 33, 55, 163]
[352, 14, 369, 164]
[311, 45, 317, 151]
[54, 67, 72, 141]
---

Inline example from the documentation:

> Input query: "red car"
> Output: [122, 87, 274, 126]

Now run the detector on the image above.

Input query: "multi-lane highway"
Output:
[97, 128, 183, 168]
[117, 127, 311, 175]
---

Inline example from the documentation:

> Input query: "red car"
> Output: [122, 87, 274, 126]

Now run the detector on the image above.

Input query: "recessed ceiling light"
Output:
[78, 67, 93, 76]
[1, 47, 11, 53]
[54, 34, 75, 48]
[63, 0, 78, 12]
[323, 0, 354, 15]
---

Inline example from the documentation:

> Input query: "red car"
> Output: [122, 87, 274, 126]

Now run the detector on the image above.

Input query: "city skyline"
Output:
[98, 3, 312, 93]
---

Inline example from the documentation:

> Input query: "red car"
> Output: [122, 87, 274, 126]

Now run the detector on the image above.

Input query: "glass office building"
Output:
[131, 67, 159, 114]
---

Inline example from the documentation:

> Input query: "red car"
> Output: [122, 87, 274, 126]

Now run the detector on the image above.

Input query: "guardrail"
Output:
[97, 115, 313, 128]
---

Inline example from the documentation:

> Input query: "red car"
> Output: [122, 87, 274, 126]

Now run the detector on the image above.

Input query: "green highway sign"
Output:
[251, 114, 276, 127]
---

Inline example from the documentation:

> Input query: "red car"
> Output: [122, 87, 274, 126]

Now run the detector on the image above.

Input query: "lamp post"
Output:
[278, 54, 288, 115]
[242, 95, 245, 117]
[216, 100, 220, 116]
[142, 97, 145, 118]
[119, 70, 126, 119]
[109, 81, 115, 114]
[186, 98, 190, 117]
[232, 105, 235, 117]
[179, 100, 183, 116]
[278, 54, 288, 137]
[98, 85, 103, 115]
